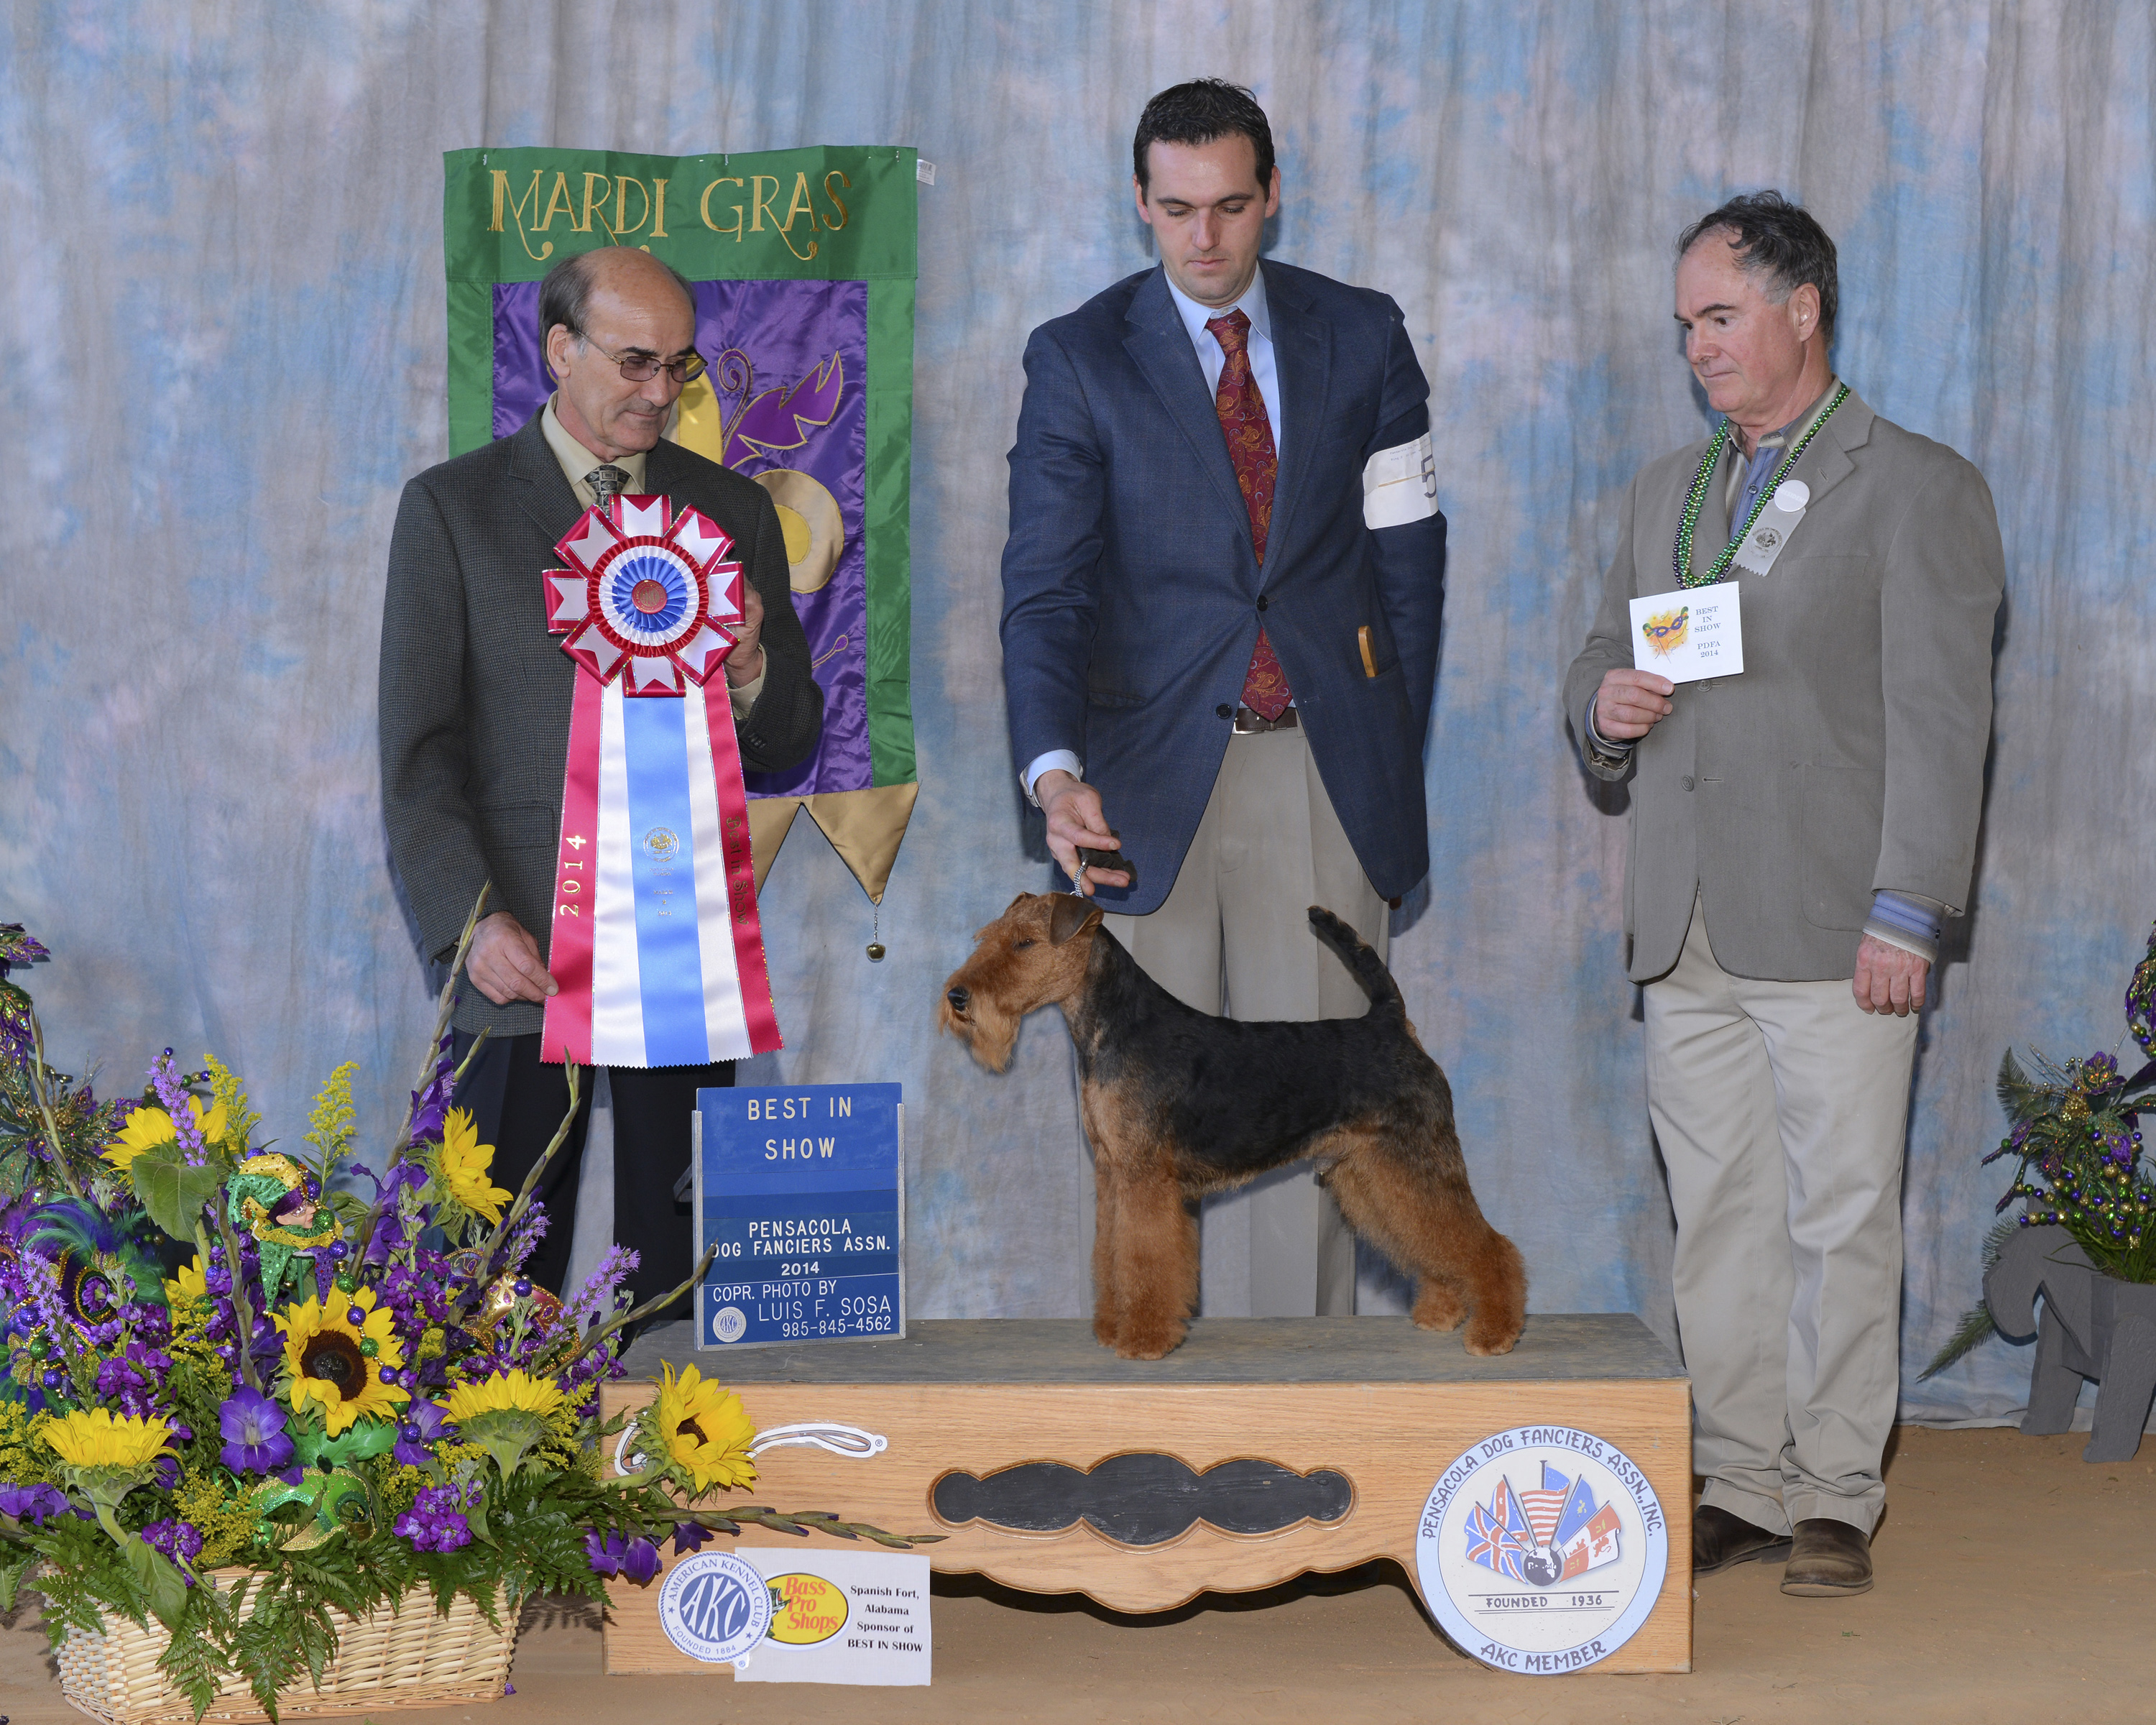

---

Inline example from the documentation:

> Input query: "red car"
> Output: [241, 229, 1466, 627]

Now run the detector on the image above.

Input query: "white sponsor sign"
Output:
[733, 1547, 931, 1686]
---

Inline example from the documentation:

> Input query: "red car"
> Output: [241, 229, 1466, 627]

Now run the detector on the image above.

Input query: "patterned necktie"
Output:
[1206, 310, 1291, 721]
[586, 464, 629, 516]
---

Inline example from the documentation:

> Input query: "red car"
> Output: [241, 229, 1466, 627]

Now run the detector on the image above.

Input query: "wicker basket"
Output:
[55, 1572, 516, 1725]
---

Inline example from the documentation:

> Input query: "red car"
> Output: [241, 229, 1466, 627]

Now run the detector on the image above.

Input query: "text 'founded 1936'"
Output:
[694, 1082, 903, 1350]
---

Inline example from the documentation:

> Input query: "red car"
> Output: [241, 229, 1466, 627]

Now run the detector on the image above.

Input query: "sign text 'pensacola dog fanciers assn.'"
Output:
[694, 1082, 903, 1348]
[1416, 1424, 1668, 1673]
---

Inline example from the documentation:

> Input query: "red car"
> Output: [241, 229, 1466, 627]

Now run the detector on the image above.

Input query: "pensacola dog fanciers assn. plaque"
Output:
[694, 1082, 904, 1348]
[1415, 1423, 1669, 1674]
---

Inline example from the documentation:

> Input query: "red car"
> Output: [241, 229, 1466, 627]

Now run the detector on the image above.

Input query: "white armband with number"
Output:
[1362, 431, 1439, 530]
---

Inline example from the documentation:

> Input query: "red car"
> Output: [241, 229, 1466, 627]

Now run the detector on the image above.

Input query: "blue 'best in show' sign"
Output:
[694, 1083, 904, 1350]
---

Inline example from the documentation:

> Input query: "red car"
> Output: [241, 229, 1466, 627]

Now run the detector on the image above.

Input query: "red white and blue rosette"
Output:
[543, 494, 745, 694]
[538, 495, 781, 1068]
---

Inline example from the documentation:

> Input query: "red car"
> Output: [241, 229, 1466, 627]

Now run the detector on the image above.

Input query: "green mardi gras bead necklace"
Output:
[1671, 382, 1849, 589]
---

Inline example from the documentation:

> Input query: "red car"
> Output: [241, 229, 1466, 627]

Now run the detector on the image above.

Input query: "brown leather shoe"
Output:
[1780, 1517, 1874, 1596]
[1692, 1503, 1792, 1574]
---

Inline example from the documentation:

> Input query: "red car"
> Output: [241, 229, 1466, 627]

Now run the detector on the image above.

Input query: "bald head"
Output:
[540, 247, 702, 462]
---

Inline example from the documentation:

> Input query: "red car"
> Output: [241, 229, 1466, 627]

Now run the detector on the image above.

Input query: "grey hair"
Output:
[1677, 190, 1838, 339]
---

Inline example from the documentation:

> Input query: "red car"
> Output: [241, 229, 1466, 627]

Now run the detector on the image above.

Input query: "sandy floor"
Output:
[6, 1425, 2153, 1725]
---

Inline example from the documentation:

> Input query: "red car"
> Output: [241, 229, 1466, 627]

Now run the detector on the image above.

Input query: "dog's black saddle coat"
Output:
[1066, 907, 1452, 1178]
[933, 1455, 1353, 1545]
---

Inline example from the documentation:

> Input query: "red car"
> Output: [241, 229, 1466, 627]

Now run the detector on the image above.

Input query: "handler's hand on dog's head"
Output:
[1593, 668, 1675, 740]
[469, 911, 558, 1006]
[1038, 771, 1129, 896]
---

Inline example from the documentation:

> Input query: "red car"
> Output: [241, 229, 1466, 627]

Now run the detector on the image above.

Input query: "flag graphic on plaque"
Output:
[1464, 1463, 1622, 1587]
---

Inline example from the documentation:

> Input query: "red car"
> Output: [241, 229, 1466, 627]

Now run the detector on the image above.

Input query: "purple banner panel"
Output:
[490, 278, 872, 797]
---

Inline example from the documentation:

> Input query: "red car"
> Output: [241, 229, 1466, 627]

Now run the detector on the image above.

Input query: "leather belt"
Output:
[1233, 706, 1299, 735]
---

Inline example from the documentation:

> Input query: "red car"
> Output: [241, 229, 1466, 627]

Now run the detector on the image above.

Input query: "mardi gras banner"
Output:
[441, 145, 918, 905]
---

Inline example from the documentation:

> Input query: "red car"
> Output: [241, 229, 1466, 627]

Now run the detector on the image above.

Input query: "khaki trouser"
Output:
[1096, 724, 1388, 1317]
[1645, 899, 1919, 1535]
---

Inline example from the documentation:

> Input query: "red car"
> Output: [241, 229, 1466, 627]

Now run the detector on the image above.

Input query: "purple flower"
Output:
[395, 1482, 478, 1553]
[219, 1385, 295, 1473]
[142, 1518, 204, 1573]
[407, 1037, 456, 1145]
[671, 1522, 713, 1555]
[394, 1399, 456, 1468]
[148, 1052, 208, 1166]
[584, 1529, 628, 1578]
[0, 1482, 70, 1524]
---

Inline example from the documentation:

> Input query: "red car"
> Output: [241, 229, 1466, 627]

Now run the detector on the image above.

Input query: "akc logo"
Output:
[1416, 1425, 1667, 1675]
[658, 1550, 773, 1666]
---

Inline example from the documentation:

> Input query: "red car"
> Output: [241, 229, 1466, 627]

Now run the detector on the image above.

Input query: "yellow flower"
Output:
[273, 1289, 408, 1435]
[163, 1256, 208, 1306]
[438, 1108, 512, 1225]
[655, 1362, 756, 1494]
[443, 1369, 565, 1423]
[42, 1408, 177, 1471]
[104, 1096, 228, 1171]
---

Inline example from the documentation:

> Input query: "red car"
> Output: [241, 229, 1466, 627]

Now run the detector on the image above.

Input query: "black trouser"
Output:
[449, 1031, 732, 1315]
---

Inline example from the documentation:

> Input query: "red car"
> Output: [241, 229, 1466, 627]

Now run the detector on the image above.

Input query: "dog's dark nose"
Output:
[946, 986, 969, 1012]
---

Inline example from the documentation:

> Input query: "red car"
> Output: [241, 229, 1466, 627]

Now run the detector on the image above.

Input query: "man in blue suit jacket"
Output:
[1000, 80, 1448, 1317]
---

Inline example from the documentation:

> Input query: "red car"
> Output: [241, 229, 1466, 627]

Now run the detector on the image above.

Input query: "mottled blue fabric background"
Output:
[4, 1, 2152, 1424]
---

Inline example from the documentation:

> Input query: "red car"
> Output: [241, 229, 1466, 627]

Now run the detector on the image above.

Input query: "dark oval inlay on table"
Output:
[932, 1454, 1354, 1546]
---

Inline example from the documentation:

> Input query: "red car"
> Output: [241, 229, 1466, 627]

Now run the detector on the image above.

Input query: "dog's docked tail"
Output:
[1307, 906, 1403, 1011]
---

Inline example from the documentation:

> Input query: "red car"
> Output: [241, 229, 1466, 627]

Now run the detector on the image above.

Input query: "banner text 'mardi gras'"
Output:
[490, 167, 853, 263]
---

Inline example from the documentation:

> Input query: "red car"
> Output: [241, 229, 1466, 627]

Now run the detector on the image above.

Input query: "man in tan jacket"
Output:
[1565, 192, 2003, 1597]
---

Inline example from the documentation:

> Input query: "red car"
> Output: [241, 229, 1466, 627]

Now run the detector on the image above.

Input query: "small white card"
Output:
[734, 1547, 932, 1686]
[1628, 581, 1743, 683]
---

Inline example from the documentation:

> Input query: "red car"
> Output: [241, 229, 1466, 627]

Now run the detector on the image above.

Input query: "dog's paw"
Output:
[1411, 1286, 1467, 1333]
[1462, 1320, 1522, 1357]
[1112, 1318, 1187, 1361]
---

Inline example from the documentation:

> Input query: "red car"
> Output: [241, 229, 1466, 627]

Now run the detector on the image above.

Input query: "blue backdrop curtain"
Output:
[3, 1, 2151, 1424]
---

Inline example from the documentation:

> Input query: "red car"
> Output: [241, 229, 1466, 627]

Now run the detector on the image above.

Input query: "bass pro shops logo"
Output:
[1416, 1425, 1667, 1675]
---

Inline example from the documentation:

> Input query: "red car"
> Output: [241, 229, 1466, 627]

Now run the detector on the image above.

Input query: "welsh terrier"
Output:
[939, 893, 1527, 1361]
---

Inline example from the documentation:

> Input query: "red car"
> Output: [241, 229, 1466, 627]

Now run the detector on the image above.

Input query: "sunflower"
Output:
[42, 1407, 178, 1471]
[654, 1362, 757, 1493]
[103, 1096, 229, 1171]
[443, 1368, 565, 1422]
[163, 1255, 209, 1306]
[436, 1108, 512, 1225]
[274, 1289, 409, 1435]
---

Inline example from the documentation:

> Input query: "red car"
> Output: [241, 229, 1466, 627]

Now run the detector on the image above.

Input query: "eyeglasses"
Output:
[574, 331, 707, 385]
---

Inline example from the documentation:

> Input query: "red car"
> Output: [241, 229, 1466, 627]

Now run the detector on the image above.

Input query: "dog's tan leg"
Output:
[1329, 1135, 1526, 1358]
[1111, 1171, 1196, 1361]
[1089, 1147, 1123, 1351]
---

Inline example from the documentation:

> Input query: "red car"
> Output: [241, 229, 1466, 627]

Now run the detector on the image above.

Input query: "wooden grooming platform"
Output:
[599, 1314, 1692, 1675]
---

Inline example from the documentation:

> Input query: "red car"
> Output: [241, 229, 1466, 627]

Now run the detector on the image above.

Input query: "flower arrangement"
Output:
[0, 898, 933, 1719]
[1924, 918, 2156, 1376]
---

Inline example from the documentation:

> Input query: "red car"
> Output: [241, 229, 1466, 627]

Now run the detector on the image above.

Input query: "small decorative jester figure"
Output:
[227, 1152, 343, 1304]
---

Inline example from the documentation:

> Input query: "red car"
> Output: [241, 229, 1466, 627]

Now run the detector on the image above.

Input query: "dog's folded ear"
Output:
[1049, 893, 1103, 946]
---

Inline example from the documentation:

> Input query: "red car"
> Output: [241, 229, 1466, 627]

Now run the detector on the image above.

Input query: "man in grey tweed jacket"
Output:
[1565, 196, 2001, 1598]
[379, 247, 821, 1310]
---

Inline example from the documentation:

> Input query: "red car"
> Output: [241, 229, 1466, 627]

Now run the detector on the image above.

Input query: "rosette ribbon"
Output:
[538, 494, 781, 1067]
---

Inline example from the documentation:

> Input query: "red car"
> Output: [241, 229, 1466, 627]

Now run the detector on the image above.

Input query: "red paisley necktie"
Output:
[1207, 310, 1291, 722]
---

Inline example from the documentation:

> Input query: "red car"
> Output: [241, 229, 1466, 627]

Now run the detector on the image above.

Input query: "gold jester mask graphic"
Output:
[1639, 606, 1690, 657]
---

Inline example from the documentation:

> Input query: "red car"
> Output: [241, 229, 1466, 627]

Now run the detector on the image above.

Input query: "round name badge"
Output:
[658, 1550, 773, 1667]
[1415, 1424, 1668, 1675]
[1772, 479, 1810, 511]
